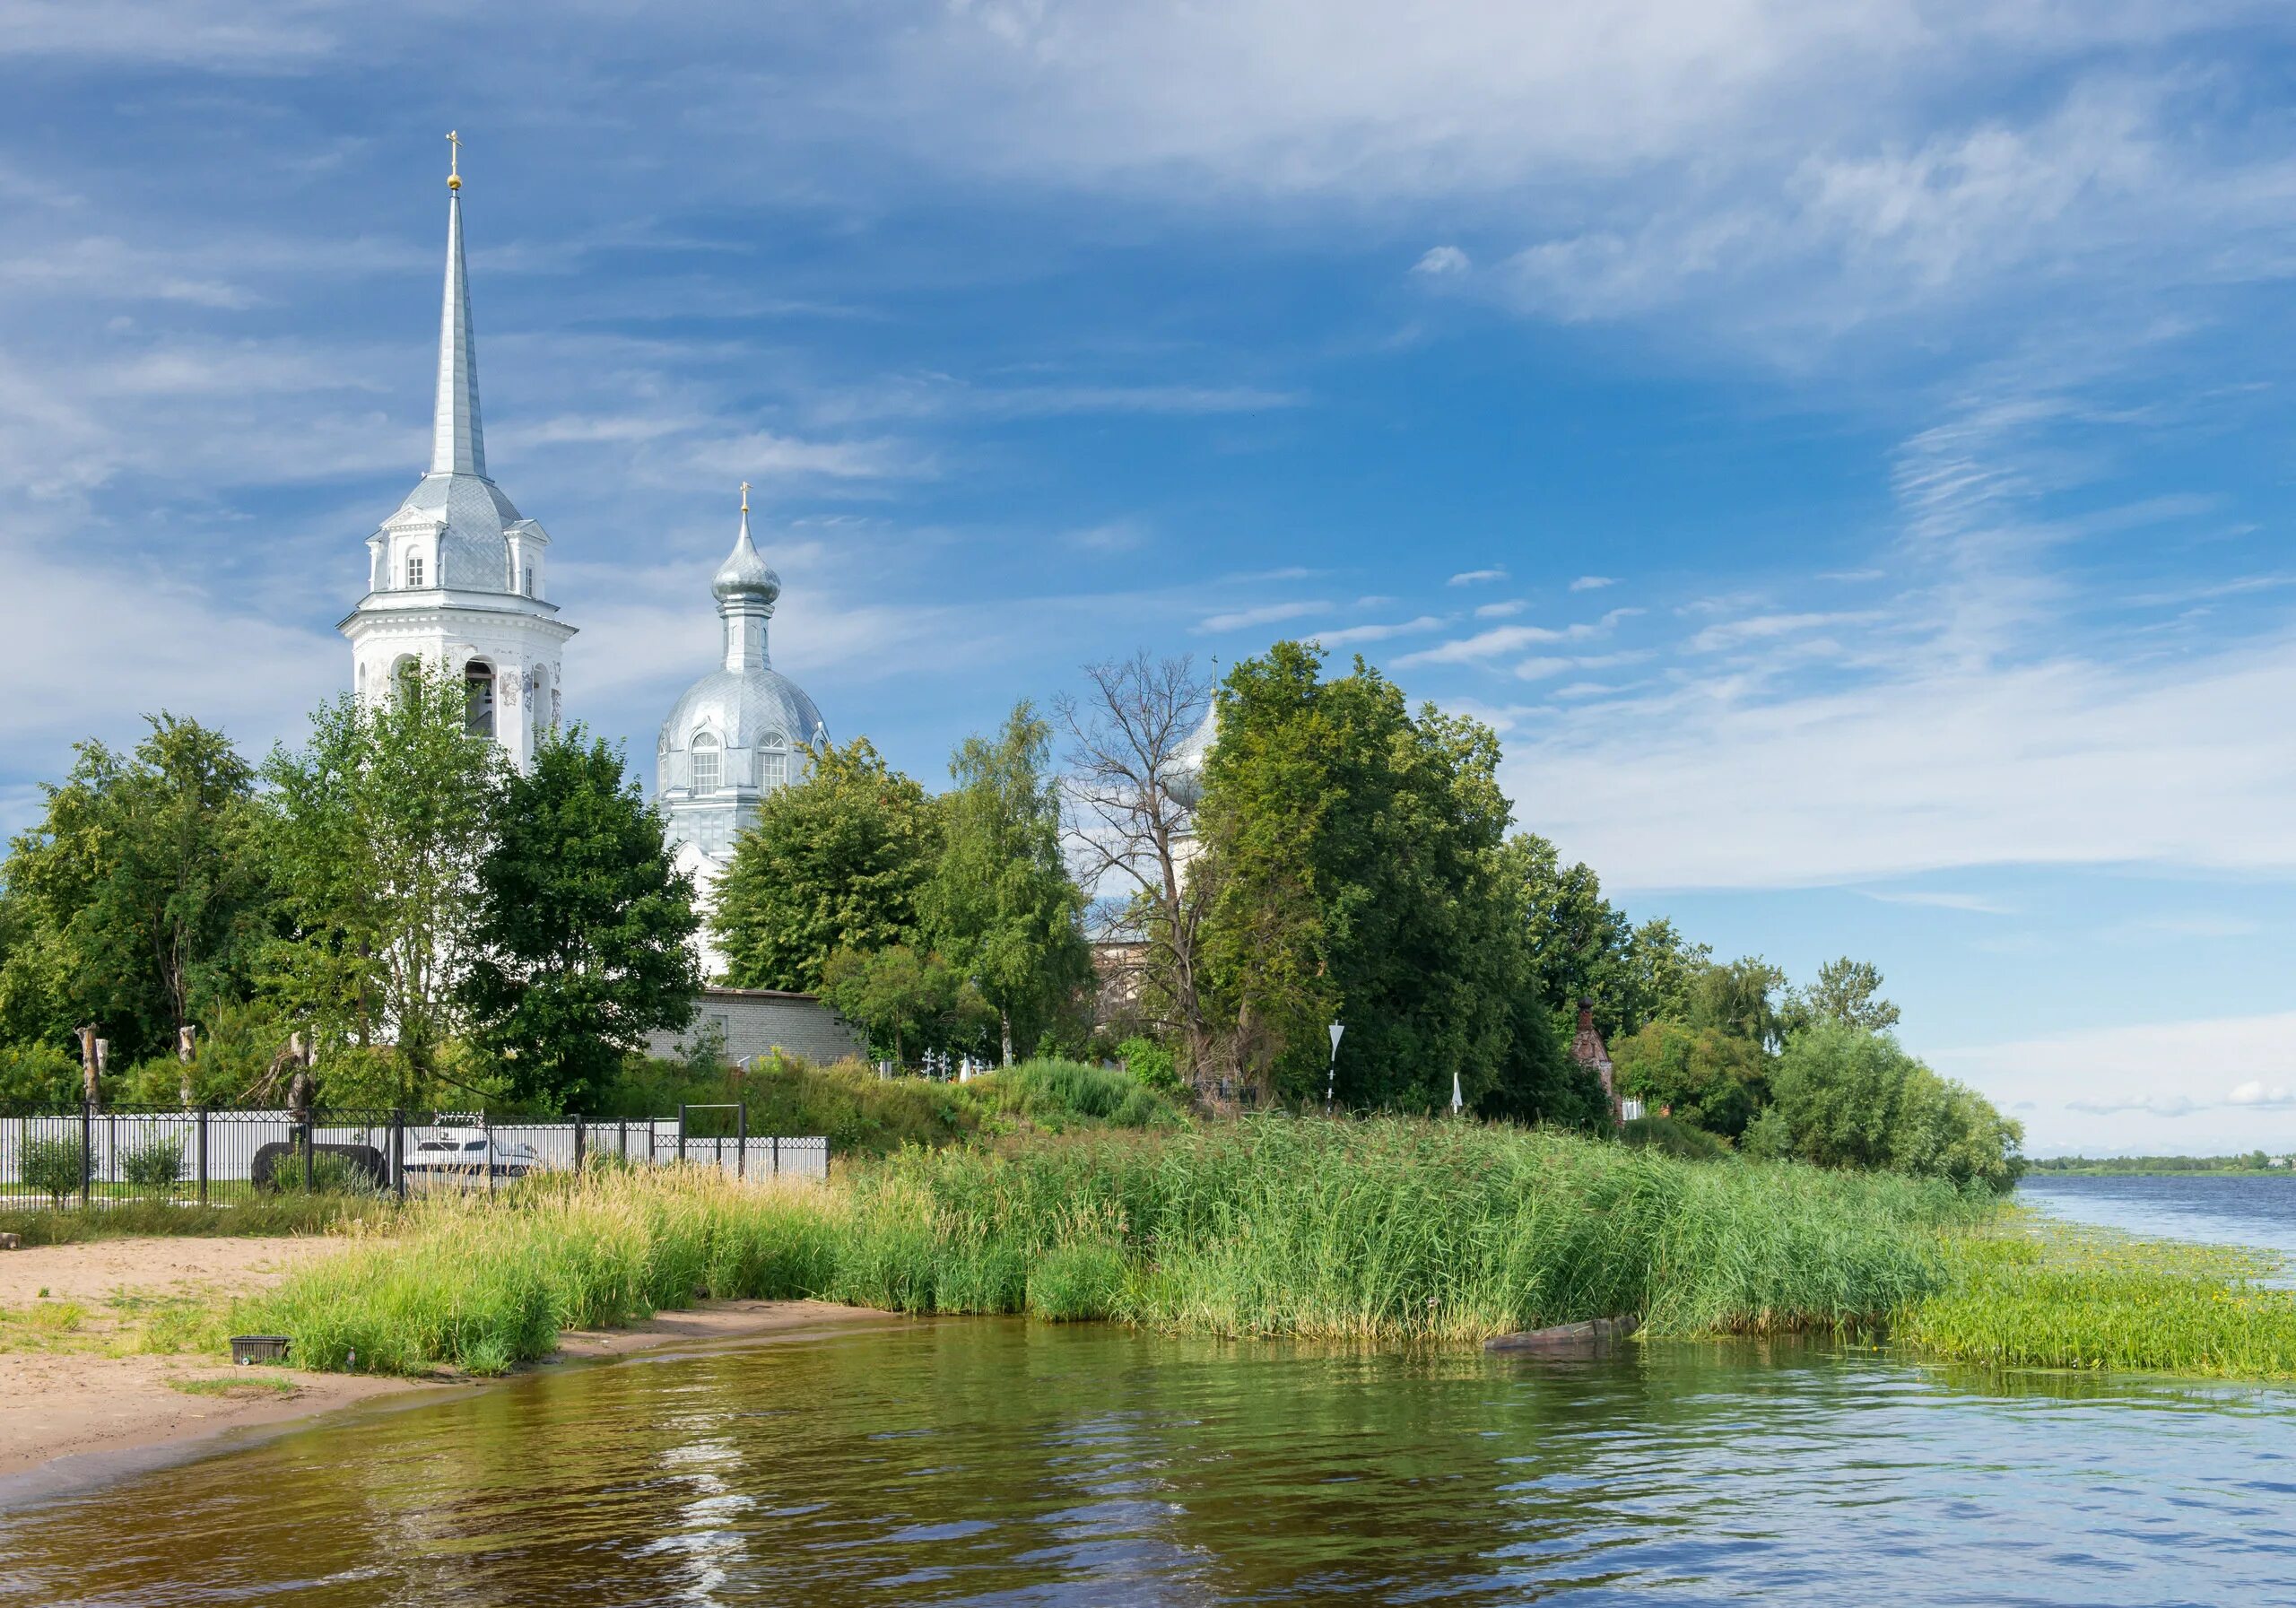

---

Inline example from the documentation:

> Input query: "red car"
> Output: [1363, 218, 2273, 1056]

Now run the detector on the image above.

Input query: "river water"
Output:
[5, 1177, 2296, 1605]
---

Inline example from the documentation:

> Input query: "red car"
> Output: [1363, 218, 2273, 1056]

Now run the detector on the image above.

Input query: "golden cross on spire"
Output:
[740, 481, 751, 514]
[446, 129, 462, 191]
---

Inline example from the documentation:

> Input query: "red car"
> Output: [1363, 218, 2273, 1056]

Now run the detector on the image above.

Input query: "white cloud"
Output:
[1195, 599, 1332, 633]
[2228, 1080, 2296, 1108]
[1448, 568, 1508, 587]
[1475, 599, 1526, 618]
[1687, 610, 1886, 653]
[1569, 575, 1615, 592]
[1396, 608, 1639, 666]
[1930, 1011, 2296, 1151]
[1312, 614, 1445, 648]
[1858, 890, 2017, 915]
[1413, 245, 1470, 276]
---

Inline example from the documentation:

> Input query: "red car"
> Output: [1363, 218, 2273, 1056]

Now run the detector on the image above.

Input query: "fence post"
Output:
[573, 1114, 586, 1175]
[80, 1100, 92, 1208]
[391, 1108, 405, 1199]
[677, 1104, 688, 1165]
[771, 1134, 780, 1178]
[619, 1119, 628, 1161]
[196, 1108, 209, 1207]
[302, 1110, 315, 1194]
[736, 1103, 747, 1180]
[484, 1111, 495, 1196]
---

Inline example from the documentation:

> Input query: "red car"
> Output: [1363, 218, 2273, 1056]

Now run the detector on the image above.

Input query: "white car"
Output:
[403, 1131, 541, 1186]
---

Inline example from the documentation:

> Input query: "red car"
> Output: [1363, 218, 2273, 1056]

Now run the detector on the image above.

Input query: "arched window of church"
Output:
[464, 660, 495, 739]
[691, 733, 721, 793]
[759, 732, 788, 793]
[406, 552, 425, 588]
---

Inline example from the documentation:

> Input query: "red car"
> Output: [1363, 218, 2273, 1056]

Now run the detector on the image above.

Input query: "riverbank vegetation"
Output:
[238, 1119, 1982, 1376]
[1896, 1213, 2296, 1379]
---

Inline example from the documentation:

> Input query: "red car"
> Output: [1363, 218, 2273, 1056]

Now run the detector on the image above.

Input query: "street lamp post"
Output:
[1326, 1022, 1344, 1114]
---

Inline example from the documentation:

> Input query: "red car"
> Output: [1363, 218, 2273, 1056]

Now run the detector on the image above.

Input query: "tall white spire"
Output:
[430, 131, 485, 479]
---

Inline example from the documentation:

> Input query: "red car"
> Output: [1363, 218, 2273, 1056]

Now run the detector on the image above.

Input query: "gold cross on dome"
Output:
[446, 129, 462, 189]
[740, 481, 751, 514]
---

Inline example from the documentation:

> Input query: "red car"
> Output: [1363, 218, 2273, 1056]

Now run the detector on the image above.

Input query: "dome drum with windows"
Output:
[657, 485, 830, 874]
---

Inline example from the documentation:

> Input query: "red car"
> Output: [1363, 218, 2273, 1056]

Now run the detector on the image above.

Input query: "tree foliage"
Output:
[262, 665, 502, 1098]
[1784, 956, 1901, 1035]
[1196, 642, 1580, 1119]
[457, 728, 702, 1111]
[819, 943, 992, 1065]
[1502, 836, 1710, 1040]
[1761, 1021, 2023, 1190]
[1608, 1021, 1769, 1139]
[921, 702, 1091, 1064]
[711, 738, 940, 994]
[1689, 956, 1789, 1050]
[0, 716, 274, 1063]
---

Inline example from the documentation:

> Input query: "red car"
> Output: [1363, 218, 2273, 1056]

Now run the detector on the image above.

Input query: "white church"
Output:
[340, 148, 843, 1024]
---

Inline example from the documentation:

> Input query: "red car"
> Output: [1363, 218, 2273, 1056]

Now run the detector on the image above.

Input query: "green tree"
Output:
[457, 728, 702, 1111]
[1501, 840, 1709, 1041]
[1196, 642, 1529, 1113]
[1764, 1021, 2022, 1190]
[819, 943, 992, 1065]
[1783, 956, 1901, 1036]
[263, 665, 503, 1100]
[1690, 956, 1789, 1050]
[712, 738, 940, 993]
[0, 716, 274, 1064]
[1608, 1021, 1768, 1139]
[921, 703, 1091, 1065]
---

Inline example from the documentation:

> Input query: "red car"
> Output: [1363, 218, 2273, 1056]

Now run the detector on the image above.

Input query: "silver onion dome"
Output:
[711, 511, 780, 604]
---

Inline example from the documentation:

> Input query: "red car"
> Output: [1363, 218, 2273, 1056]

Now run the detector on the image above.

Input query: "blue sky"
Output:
[5, 2, 2296, 1153]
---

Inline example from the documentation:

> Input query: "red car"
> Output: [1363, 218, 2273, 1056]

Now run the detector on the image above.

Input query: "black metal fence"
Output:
[0, 1106, 829, 1211]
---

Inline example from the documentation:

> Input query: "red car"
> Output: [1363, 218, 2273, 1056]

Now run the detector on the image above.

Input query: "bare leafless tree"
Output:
[1053, 652, 1214, 1071]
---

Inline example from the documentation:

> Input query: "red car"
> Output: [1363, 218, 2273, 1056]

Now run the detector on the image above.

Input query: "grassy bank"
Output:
[1894, 1213, 2296, 1378]
[0, 1195, 400, 1247]
[239, 1117, 1984, 1376]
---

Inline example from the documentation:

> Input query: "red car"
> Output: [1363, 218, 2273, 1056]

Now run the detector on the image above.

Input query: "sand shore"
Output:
[0, 1233, 889, 1491]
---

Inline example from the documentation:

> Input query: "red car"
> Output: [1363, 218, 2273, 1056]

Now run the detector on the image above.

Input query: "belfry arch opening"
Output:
[464, 659, 496, 738]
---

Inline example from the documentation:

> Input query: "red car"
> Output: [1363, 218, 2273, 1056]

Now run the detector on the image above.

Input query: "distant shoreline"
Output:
[2022, 1168, 2295, 1180]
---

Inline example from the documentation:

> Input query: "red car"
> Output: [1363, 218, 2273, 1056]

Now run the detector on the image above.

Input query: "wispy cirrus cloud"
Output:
[1311, 614, 1445, 648]
[1195, 598, 1331, 634]
[1448, 568, 1508, 587]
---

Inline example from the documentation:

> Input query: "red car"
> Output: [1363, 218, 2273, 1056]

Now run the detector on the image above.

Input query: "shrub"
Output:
[21, 1136, 87, 1208]
[1622, 1115, 1728, 1161]
[1116, 1036, 1182, 1093]
[0, 1044, 83, 1110]
[121, 1136, 185, 1188]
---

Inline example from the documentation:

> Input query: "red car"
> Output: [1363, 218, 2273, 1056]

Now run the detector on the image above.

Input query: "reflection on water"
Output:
[2021, 1173, 2296, 1267]
[4, 1321, 2296, 1604]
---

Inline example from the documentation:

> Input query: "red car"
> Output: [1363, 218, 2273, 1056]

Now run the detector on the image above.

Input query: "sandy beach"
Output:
[0, 1233, 890, 1488]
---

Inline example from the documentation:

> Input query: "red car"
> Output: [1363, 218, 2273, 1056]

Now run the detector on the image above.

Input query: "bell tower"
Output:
[339, 135, 574, 769]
